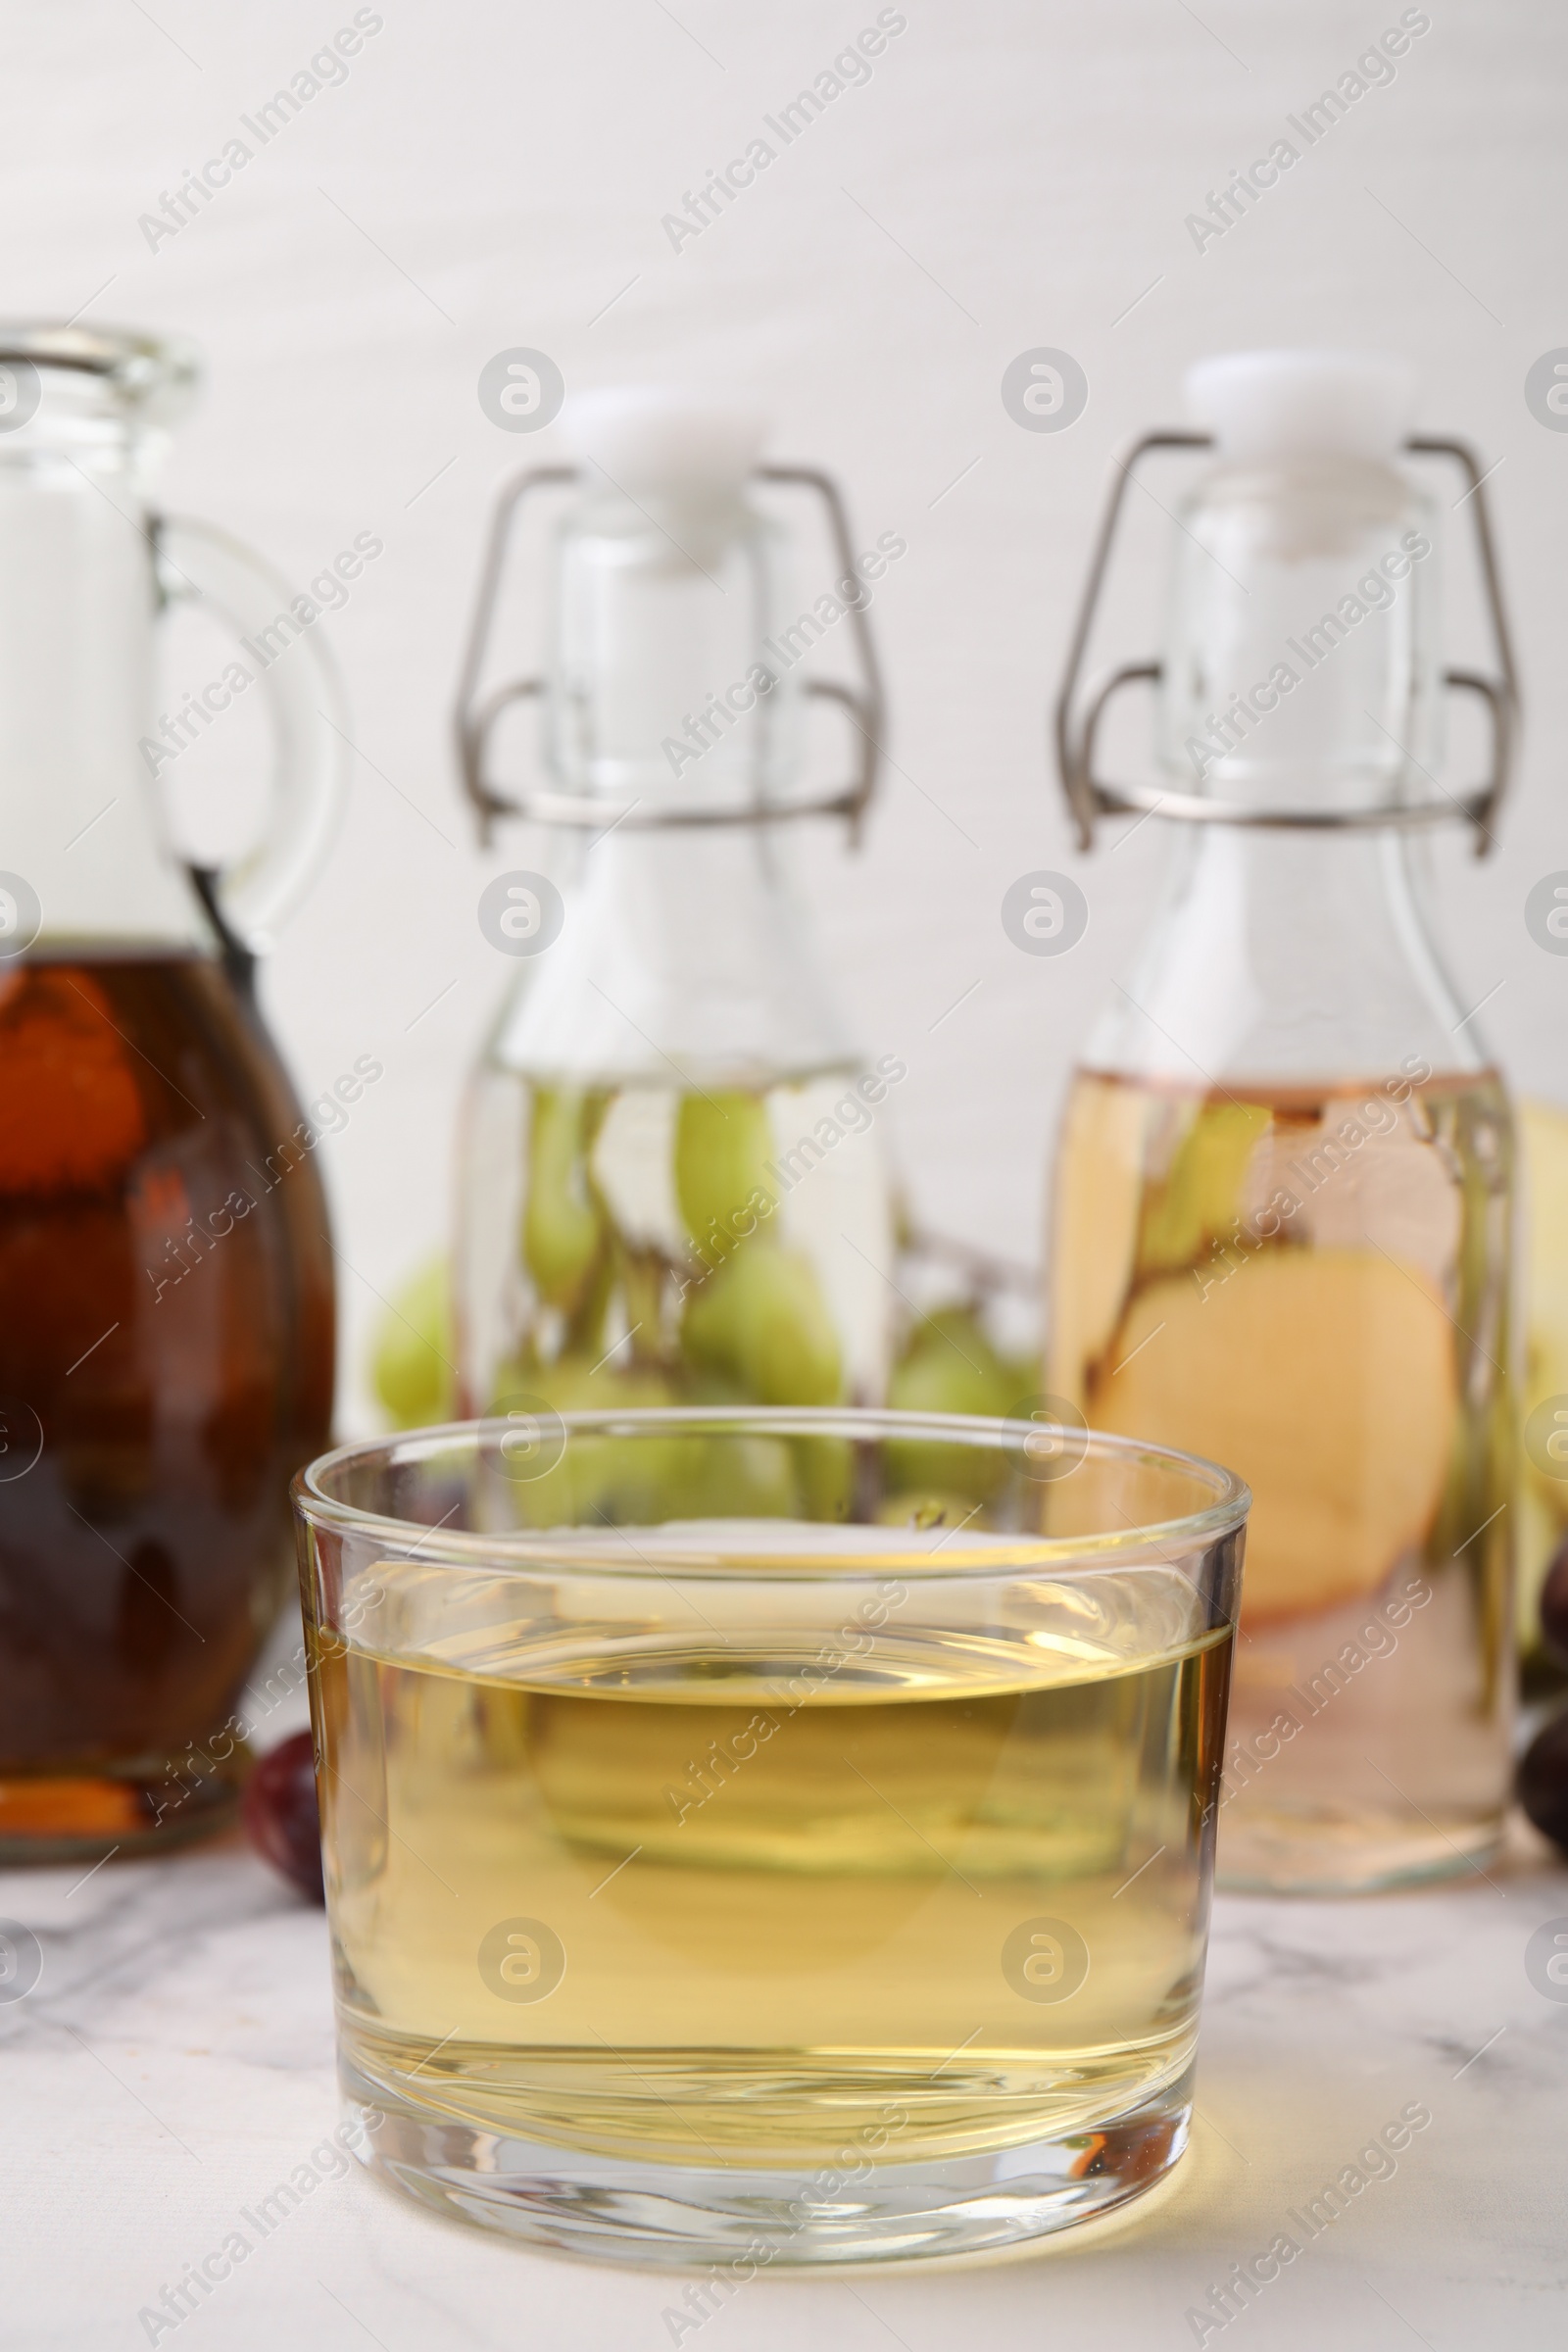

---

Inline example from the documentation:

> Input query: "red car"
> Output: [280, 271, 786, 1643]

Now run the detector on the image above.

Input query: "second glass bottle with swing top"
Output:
[1048, 351, 1517, 1895]
[453, 391, 899, 1453]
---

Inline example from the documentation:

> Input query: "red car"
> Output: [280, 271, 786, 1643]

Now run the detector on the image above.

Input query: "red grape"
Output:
[1517, 1709, 1568, 1856]
[1541, 1537, 1568, 1671]
[242, 1730, 325, 1903]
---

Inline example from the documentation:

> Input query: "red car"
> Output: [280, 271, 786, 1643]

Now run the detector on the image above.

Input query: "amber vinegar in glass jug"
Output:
[0, 327, 346, 1856]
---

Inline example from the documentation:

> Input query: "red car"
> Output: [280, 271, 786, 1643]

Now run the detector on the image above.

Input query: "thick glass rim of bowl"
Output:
[291, 1407, 1249, 2270]
[293, 1406, 1250, 1571]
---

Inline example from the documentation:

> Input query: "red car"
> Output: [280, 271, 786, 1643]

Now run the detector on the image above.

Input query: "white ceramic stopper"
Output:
[564, 386, 766, 498]
[1184, 349, 1416, 462]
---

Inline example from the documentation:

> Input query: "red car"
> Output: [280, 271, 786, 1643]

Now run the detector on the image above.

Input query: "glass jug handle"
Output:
[154, 516, 351, 957]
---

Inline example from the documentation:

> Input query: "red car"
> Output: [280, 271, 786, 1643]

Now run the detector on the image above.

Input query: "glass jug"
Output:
[1047, 350, 1518, 1893]
[0, 326, 346, 1857]
[452, 389, 899, 1442]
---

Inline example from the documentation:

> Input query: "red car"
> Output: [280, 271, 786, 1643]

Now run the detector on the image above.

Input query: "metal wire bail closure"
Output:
[1054, 431, 1520, 858]
[453, 465, 886, 847]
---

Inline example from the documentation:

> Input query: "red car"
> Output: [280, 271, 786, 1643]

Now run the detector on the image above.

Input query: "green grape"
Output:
[511, 1427, 799, 1531]
[875, 1491, 993, 1531]
[370, 1254, 457, 1430]
[522, 1087, 606, 1309]
[680, 1244, 843, 1406]
[662, 1431, 800, 1521]
[683, 1365, 753, 1407]
[884, 1305, 1027, 1502]
[888, 1305, 1021, 1420]
[495, 1356, 678, 1530]
[674, 1091, 776, 1252]
[496, 1355, 673, 1419]
[792, 1434, 855, 1522]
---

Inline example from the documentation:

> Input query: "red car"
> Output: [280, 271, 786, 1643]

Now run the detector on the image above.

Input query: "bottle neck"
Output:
[548, 485, 801, 818]
[1084, 821, 1486, 1088]
[1159, 453, 1441, 818]
[486, 821, 858, 1087]
[0, 437, 206, 955]
[1097, 446, 1485, 1089]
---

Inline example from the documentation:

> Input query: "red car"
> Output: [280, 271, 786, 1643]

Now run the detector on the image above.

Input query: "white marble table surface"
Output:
[6, 1661, 1566, 2352]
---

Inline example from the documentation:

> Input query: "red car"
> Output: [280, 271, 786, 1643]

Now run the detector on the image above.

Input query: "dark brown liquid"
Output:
[0, 955, 333, 1850]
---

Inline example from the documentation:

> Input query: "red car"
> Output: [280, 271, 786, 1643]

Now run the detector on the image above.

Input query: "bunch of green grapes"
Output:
[508, 1083, 844, 1414]
[369, 1091, 1038, 1528]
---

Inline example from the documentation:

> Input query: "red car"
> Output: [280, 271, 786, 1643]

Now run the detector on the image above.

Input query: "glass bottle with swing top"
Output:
[1048, 350, 1518, 1893]
[451, 390, 900, 1491]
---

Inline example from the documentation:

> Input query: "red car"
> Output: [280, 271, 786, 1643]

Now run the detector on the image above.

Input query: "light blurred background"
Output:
[9, 0, 1566, 1431]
